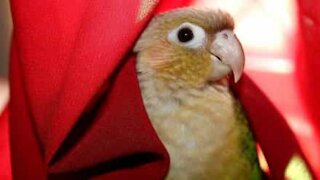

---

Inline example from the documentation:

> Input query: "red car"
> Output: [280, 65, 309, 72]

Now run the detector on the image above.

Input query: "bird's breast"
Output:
[139, 81, 249, 179]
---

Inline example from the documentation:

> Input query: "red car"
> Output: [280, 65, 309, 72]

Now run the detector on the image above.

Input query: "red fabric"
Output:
[7, 0, 318, 179]
[296, 0, 320, 146]
[0, 107, 11, 180]
[297, 0, 320, 133]
[233, 75, 308, 179]
[296, 0, 320, 178]
[9, 0, 191, 179]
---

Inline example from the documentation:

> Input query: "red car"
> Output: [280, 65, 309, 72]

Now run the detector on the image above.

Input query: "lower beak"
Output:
[209, 30, 245, 83]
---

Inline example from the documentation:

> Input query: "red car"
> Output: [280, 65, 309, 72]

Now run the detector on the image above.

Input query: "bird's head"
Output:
[134, 8, 245, 87]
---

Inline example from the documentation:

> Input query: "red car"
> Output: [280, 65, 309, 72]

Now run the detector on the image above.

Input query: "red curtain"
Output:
[0, 0, 319, 179]
[8, 0, 191, 179]
[296, 0, 320, 148]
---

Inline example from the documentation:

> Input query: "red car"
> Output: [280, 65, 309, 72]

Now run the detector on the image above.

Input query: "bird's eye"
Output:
[177, 27, 194, 42]
[168, 22, 206, 49]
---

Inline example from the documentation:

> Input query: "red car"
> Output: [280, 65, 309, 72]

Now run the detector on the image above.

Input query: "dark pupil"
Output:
[177, 28, 193, 43]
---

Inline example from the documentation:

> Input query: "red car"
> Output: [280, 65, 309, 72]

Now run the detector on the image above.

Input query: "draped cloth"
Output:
[1, 0, 318, 179]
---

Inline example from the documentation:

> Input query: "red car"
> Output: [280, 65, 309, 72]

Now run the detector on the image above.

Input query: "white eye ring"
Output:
[168, 22, 206, 49]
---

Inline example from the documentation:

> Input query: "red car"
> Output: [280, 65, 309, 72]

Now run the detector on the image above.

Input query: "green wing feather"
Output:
[235, 100, 263, 180]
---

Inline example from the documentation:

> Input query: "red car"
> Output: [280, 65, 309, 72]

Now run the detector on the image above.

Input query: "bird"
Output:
[134, 8, 262, 180]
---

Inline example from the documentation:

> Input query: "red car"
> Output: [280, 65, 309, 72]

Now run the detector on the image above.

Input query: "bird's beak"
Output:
[209, 30, 245, 83]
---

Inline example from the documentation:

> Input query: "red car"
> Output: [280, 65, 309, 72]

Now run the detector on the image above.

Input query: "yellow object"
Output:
[285, 154, 312, 180]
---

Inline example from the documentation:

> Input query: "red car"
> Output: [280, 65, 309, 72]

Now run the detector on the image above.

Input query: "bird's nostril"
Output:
[222, 33, 228, 39]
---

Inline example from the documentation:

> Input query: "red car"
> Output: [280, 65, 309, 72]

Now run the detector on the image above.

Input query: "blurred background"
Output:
[0, 0, 11, 113]
[0, 0, 318, 179]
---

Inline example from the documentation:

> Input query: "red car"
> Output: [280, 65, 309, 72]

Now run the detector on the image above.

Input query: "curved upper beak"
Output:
[209, 30, 245, 83]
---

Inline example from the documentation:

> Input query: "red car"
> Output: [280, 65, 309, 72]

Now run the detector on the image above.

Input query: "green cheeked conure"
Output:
[134, 8, 262, 180]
